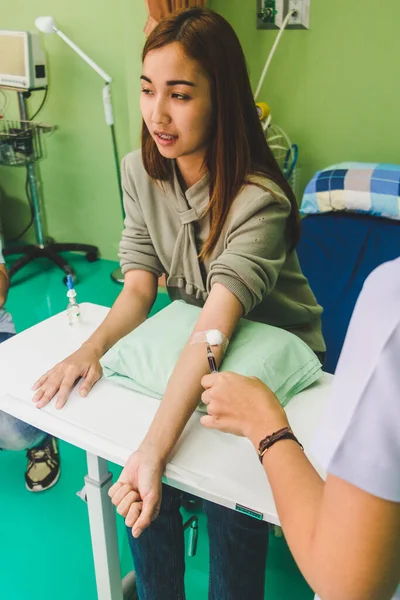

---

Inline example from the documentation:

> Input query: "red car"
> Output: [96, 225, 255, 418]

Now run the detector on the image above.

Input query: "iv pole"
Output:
[35, 16, 125, 284]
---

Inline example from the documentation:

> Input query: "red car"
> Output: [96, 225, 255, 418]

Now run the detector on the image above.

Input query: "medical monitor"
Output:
[0, 30, 47, 90]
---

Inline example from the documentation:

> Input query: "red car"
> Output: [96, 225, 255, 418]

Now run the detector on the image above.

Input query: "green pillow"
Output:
[101, 300, 322, 409]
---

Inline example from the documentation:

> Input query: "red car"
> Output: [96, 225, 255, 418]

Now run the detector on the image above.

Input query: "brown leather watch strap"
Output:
[258, 426, 304, 463]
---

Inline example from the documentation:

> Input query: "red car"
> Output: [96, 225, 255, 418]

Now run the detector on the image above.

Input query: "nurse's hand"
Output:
[200, 372, 289, 443]
[108, 450, 164, 538]
[31, 343, 103, 410]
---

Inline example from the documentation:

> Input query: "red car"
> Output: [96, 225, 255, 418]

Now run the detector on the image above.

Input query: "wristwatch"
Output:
[258, 426, 304, 464]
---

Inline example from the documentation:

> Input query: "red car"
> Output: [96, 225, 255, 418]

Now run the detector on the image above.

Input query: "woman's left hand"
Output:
[200, 372, 289, 443]
[108, 449, 164, 538]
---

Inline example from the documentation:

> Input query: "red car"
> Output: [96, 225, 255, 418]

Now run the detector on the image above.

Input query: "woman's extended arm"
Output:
[109, 282, 243, 536]
[32, 269, 158, 408]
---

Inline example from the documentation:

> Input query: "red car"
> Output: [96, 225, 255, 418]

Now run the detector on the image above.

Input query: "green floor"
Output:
[0, 254, 314, 600]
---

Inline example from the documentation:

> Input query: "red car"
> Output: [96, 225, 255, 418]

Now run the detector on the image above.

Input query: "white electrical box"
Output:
[256, 0, 310, 30]
[287, 0, 310, 29]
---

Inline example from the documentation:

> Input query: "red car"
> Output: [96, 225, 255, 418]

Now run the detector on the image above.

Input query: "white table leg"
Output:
[85, 452, 124, 600]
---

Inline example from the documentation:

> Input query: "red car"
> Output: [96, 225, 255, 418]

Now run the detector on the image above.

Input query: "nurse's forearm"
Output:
[139, 341, 223, 463]
[249, 430, 324, 588]
[257, 436, 400, 600]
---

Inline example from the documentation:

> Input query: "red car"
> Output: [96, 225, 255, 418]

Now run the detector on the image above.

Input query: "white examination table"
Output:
[0, 303, 332, 600]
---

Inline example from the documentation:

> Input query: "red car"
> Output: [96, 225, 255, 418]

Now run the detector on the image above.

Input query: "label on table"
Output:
[235, 503, 263, 520]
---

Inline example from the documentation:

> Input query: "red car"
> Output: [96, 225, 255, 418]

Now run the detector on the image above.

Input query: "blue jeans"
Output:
[0, 331, 48, 451]
[127, 483, 269, 600]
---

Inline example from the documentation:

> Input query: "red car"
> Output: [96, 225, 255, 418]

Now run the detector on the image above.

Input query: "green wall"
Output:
[211, 0, 400, 195]
[2, 0, 400, 257]
[0, 0, 146, 259]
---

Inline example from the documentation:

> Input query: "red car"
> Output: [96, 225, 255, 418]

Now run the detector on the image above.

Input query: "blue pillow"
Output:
[301, 162, 400, 221]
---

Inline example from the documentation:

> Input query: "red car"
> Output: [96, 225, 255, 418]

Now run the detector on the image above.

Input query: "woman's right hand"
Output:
[32, 343, 103, 410]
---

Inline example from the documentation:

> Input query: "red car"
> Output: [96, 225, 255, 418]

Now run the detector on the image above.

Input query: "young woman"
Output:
[200, 258, 400, 600]
[33, 8, 325, 599]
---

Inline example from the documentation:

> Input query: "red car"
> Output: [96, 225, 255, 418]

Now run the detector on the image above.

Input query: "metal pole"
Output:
[110, 123, 124, 219]
[17, 92, 46, 247]
[85, 453, 124, 600]
[110, 122, 125, 284]
[109, 121, 124, 284]
[84, 453, 138, 600]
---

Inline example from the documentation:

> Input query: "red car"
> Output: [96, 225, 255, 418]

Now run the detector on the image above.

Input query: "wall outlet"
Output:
[287, 0, 310, 29]
[256, 0, 286, 30]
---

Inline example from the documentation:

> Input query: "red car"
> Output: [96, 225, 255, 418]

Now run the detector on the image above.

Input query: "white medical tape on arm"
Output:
[190, 329, 229, 353]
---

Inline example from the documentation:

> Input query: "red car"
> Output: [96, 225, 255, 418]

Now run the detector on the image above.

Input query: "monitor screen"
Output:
[0, 34, 26, 77]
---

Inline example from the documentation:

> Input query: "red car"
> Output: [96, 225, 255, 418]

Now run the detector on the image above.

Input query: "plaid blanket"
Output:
[301, 162, 400, 220]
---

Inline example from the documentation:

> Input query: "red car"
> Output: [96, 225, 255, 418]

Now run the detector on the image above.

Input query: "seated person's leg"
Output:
[205, 499, 269, 600]
[126, 483, 186, 600]
[0, 317, 61, 491]
[0, 410, 47, 451]
[0, 331, 14, 344]
[0, 410, 60, 492]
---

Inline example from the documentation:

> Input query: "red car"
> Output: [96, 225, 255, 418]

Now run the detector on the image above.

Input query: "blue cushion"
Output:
[297, 213, 400, 374]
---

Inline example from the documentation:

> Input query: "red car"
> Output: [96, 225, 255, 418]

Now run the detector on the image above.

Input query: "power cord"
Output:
[254, 9, 296, 100]
[29, 87, 49, 121]
[7, 172, 35, 242]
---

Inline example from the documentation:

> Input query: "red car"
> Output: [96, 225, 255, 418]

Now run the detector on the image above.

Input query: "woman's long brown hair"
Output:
[141, 7, 301, 258]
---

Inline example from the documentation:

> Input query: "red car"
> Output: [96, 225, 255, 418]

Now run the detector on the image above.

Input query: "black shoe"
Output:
[25, 436, 60, 492]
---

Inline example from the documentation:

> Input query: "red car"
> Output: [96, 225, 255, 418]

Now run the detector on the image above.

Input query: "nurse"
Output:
[201, 257, 400, 600]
